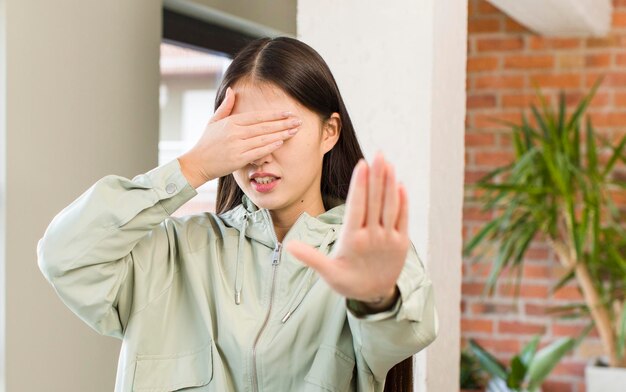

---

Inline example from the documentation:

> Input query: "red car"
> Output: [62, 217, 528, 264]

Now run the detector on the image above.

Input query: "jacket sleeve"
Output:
[345, 240, 438, 385]
[36, 158, 198, 340]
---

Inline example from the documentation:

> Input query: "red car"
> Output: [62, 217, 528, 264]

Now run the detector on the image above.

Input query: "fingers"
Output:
[344, 159, 368, 232]
[285, 240, 333, 278]
[397, 182, 409, 234]
[240, 139, 284, 163]
[232, 109, 297, 127]
[210, 86, 236, 123]
[382, 162, 400, 230]
[367, 152, 386, 227]
[241, 117, 302, 139]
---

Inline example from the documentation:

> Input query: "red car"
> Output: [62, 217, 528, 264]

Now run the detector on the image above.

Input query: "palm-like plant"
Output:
[469, 332, 589, 392]
[463, 77, 626, 368]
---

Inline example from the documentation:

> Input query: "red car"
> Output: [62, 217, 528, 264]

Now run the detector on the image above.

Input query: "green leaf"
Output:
[507, 355, 527, 388]
[463, 218, 500, 257]
[520, 335, 540, 366]
[469, 339, 508, 381]
[526, 326, 591, 391]
[566, 76, 603, 131]
[526, 337, 576, 390]
[601, 133, 626, 179]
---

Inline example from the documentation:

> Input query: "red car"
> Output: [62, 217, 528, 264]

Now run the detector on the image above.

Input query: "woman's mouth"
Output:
[250, 176, 281, 193]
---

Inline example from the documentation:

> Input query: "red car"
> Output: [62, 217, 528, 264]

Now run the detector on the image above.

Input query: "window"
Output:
[160, 4, 281, 216]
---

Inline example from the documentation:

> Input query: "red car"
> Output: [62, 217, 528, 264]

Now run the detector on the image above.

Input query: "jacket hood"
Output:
[218, 193, 346, 308]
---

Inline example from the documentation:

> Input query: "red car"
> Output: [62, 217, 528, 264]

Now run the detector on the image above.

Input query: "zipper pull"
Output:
[272, 243, 282, 265]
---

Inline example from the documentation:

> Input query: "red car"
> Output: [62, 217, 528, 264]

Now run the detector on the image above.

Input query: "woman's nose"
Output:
[250, 153, 272, 167]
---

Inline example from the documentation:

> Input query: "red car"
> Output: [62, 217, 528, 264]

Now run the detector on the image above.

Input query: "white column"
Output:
[1, 0, 161, 390]
[297, 1, 467, 390]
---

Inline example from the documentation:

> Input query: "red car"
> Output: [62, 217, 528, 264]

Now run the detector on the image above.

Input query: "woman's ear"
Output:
[321, 113, 341, 154]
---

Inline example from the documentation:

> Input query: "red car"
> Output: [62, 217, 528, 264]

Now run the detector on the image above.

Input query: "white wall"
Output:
[297, 1, 467, 390]
[2, 1, 162, 390]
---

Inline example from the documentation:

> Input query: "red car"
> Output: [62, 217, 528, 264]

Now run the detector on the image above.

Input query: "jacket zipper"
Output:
[251, 209, 282, 392]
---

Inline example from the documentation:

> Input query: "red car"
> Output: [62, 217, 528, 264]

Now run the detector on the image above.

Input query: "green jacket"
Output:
[37, 158, 438, 392]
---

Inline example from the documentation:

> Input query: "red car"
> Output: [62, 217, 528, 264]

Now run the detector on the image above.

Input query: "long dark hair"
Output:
[213, 36, 412, 391]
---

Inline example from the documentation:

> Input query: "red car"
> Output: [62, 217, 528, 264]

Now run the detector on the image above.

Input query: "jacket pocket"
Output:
[304, 344, 355, 392]
[132, 340, 213, 391]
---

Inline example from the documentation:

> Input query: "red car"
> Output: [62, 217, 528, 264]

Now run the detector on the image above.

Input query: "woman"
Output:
[37, 36, 438, 392]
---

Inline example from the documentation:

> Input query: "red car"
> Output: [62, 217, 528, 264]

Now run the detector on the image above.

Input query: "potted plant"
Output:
[463, 78, 626, 392]
[468, 333, 588, 392]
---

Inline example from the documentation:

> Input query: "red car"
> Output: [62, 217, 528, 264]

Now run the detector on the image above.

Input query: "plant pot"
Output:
[585, 358, 626, 392]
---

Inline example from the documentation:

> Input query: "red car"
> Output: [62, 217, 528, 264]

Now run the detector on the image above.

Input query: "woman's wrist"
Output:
[177, 155, 208, 189]
[349, 285, 400, 314]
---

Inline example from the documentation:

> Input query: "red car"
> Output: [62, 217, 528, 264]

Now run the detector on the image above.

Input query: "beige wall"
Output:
[1, 1, 296, 390]
[187, 0, 296, 36]
[3, 0, 162, 390]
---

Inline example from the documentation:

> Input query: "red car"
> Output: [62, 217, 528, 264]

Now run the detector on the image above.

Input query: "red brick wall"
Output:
[463, 1, 626, 391]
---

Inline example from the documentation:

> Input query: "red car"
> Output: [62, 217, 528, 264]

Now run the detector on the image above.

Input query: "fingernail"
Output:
[288, 127, 300, 135]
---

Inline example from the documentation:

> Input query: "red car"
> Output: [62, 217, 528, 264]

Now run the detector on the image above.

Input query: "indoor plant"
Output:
[463, 78, 626, 391]
[468, 333, 587, 392]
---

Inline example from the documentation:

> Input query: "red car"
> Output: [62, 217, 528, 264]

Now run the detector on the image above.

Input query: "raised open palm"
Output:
[284, 152, 410, 305]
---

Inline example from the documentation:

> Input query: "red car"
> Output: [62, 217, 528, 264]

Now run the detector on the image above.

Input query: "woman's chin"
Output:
[246, 193, 284, 211]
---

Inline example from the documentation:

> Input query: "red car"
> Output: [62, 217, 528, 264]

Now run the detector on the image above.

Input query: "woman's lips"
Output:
[250, 177, 281, 193]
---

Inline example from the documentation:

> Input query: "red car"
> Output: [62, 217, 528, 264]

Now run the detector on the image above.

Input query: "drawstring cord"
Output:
[281, 227, 336, 323]
[234, 213, 249, 305]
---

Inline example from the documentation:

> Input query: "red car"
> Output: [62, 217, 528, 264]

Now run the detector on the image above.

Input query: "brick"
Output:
[477, 1, 501, 15]
[616, 53, 626, 65]
[477, 37, 524, 52]
[553, 361, 586, 377]
[613, 11, 626, 28]
[467, 56, 499, 72]
[552, 284, 583, 300]
[502, 94, 549, 108]
[589, 112, 626, 127]
[468, 18, 501, 34]
[504, 18, 527, 33]
[578, 340, 605, 359]
[475, 150, 515, 165]
[522, 264, 550, 279]
[498, 320, 546, 335]
[474, 75, 525, 89]
[472, 337, 521, 354]
[565, 92, 609, 108]
[462, 282, 487, 295]
[464, 170, 491, 184]
[528, 37, 581, 50]
[467, 261, 495, 278]
[463, 205, 493, 221]
[470, 302, 518, 315]
[530, 74, 581, 89]
[605, 72, 626, 86]
[498, 283, 549, 298]
[586, 53, 612, 67]
[552, 323, 595, 337]
[465, 132, 496, 147]
[557, 54, 584, 69]
[542, 380, 575, 392]
[586, 35, 622, 48]
[504, 55, 555, 69]
[467, 94, 496, 109]
[525, 303, 547, 316]
[474, 112, 522, 129]
[461, 318, 494, 333]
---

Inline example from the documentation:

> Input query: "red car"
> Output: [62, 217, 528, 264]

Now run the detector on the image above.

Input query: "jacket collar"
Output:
[219, 193, 346, 249]
[218, 193, 346, 306]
